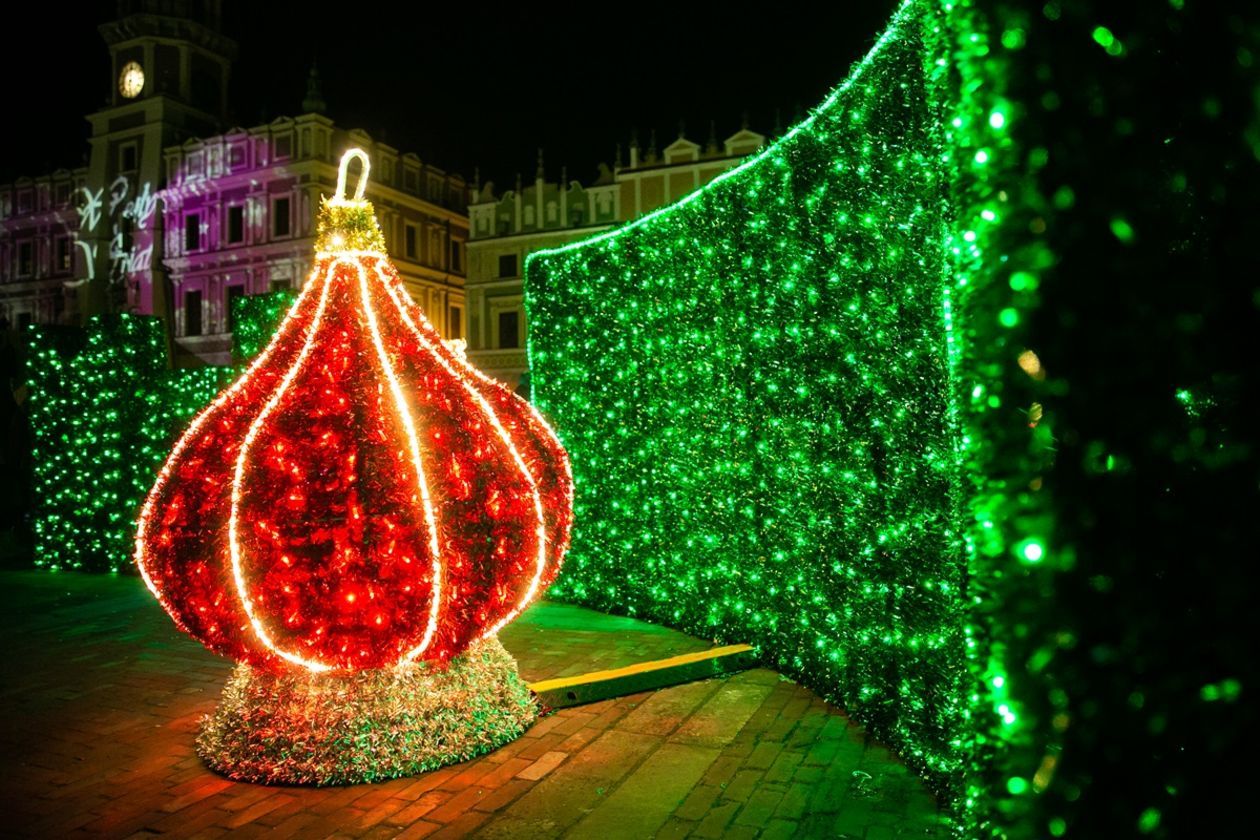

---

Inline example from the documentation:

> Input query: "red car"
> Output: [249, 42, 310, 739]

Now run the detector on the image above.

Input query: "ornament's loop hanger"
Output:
[332, 148, 371, 204]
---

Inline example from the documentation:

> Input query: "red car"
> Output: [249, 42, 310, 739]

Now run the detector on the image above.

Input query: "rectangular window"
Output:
[431, 232, 443, 268]
[185, 213, 200, 251]
[227, 205, 244, 244]
[449, 306, 462, 340]
[155, 43, 178, 94]
[226, 285, 244, 331]
[190, 52, 218, 111]
[185, 290, 202, 336]
[405, 224, 417, 258]
[273, 197, 291, 238]
[274, 135, 292, 159]
[120, 141, 138, 173]
[55, 183, 71, 206]
[498, 254, 517, 278]
[56, 237, 71, 271]
[270, 278, 290, 293]
[18, 242, 33, 276]
[450, 241, 462, 272]
[17, 312, 32, 329]
[498, 311, 519, 349]
[229, 144, 246, 169]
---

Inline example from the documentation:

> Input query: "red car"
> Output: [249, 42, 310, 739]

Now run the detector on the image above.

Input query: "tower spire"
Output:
[302, 62, 327, 115]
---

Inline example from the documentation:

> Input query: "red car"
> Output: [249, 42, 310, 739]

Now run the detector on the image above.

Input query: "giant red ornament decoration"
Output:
[134, 149, 573, 783]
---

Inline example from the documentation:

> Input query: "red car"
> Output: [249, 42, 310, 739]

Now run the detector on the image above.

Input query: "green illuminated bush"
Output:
[26, 292, 294, 573]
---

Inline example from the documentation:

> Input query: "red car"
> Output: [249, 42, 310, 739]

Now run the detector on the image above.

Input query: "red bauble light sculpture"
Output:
[135, 150, 573, 676]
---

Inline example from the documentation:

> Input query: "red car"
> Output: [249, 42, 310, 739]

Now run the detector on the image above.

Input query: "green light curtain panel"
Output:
[525, 0, 1039, 835]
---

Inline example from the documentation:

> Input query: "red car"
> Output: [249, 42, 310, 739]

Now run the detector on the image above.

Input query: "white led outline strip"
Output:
[426, 294, 576, 501]
[135, 261, 324, 626]
[376, 264, 553, 639]
[332, 148, 370, 204]
[378, 262, 575, 547]
[225, 256, 446, 671]
[227, 257, 343, 672]
[456, 329, 576, 564]
[356, 258, 444, 665]
[442, 295, 575, 565]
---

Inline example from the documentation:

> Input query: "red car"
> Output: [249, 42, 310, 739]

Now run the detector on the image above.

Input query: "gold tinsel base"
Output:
[196, 637, 537, 785]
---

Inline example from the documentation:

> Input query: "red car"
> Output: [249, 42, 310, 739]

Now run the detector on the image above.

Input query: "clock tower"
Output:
[78, 0, 237, 321]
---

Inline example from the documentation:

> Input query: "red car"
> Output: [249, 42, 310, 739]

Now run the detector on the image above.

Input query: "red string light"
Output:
[135, 150, 573, 673]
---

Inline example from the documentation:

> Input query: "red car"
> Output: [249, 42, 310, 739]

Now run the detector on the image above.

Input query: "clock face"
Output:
[119, 61, 144, 99]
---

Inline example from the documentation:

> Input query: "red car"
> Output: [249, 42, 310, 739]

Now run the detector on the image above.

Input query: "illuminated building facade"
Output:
[161, 119, 467, 365]
[464, 124, 765, 388]
[0, 0, 468, 366]
[464, 156, 619, 389]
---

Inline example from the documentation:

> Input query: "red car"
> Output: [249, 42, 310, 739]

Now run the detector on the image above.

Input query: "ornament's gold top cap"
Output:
[317, 148, 386, 253]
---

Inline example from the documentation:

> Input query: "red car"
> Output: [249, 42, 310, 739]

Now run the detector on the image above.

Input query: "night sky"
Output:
[2, 3, 897, 187]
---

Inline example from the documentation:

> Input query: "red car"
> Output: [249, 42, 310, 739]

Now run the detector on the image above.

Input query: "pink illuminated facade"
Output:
[0, 170, 86, 328]
[0, 1, 468, 366]
[159, 118, 468, 365]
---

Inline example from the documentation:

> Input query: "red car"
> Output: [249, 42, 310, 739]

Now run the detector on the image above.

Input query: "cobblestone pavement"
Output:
[0, 571, 947, 839]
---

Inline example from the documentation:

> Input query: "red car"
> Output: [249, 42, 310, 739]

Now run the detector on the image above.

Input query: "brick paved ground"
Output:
[0, 571, 947, 839]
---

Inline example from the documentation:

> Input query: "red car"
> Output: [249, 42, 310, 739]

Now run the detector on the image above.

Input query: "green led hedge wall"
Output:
[27, 316, 228, 572]
[26, 292, 295, 573]
[528, 0, 982, 813]
[529, 0, 1258, 836]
